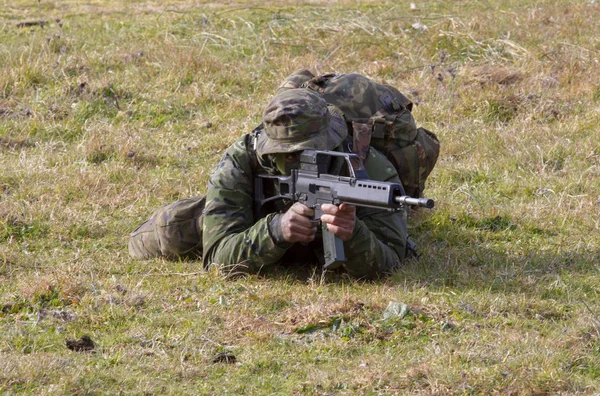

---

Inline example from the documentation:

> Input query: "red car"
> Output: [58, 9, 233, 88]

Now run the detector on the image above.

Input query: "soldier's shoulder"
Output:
[209, 133, 259, 181]
[222, 134, 258, 165]
[225, 134, 253, 155]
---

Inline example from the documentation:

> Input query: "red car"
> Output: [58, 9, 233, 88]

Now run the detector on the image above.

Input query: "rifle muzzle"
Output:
[394, 196, 435, 209]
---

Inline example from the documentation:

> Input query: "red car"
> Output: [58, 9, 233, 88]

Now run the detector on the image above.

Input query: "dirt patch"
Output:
[470, 65, 523, 86]
[280, 297, 366, 333]
[211, 351, 236, 364]
[0, 137, 36, 150]
[66, 335, 95, 352]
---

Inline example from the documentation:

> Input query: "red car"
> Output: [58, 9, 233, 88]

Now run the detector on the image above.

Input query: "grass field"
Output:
[2, 0, 600, 394]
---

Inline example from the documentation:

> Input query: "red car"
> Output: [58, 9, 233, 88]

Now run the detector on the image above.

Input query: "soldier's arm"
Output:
[342, 209, 407, 278]
[202, 137, 289, 273]
[341, 148, 409, 278]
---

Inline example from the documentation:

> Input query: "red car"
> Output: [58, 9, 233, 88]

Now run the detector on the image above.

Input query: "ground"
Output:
[1, 0, 600, 394]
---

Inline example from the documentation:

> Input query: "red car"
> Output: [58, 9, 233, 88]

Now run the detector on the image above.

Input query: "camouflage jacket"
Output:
[202, 133, 409, 278]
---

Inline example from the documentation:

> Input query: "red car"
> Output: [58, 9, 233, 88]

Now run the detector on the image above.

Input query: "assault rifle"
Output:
[254, 150, 434, 269]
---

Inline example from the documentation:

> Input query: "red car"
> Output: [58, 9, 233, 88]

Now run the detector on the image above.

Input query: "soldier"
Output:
[129, 88, 412, 278]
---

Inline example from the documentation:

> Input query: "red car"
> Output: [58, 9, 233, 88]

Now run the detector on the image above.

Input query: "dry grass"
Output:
[2, 0, 600, 393]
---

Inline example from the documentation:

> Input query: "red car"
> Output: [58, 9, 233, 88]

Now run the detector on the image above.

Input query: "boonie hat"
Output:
[256, 88, 347, 157]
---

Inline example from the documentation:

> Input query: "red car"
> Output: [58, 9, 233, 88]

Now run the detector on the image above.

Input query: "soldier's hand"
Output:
[320, 203, 356, 241]
[280, 203, 317, 243]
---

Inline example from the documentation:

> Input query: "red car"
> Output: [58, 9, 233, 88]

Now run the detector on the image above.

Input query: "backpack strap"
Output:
[350, 120, 372, 162]
[370, 108, 398, 139]
[349, 107, 403, 161]
[248, 123, 264, 172]
[250, 123, 262, 151]
[304, 73, 336, 94]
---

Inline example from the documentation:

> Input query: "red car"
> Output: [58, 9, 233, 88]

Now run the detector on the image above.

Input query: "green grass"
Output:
[2, 0, 600, 393]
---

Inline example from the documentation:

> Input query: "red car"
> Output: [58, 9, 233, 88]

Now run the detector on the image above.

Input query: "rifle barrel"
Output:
[394, 196, 435, 209]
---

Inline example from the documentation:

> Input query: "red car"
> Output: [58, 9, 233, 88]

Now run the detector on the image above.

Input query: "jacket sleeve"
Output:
[341, 148, 409, 278]
[202, 137, 289, 273]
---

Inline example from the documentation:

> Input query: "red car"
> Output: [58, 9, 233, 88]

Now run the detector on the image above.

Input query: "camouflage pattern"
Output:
[256, 89, 347, 157]
[128, 196, 205, 259]
[384, 127, 441, 198]
[202, 133, 408, 278]
[276, 69, 315, 94]
[305, 73, 417, 147]
[202, 134, 292, 274]
[129, 133, 409, 278]
[368, 107, 417, 144]
[295, 72, 440, 198]
[351, 120, 372, 162]
[306, 73, 414, 118]
[128, 78, 415, 276]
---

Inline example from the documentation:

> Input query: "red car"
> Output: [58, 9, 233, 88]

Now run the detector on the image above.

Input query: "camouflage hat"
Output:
[256, 88, 347, 157]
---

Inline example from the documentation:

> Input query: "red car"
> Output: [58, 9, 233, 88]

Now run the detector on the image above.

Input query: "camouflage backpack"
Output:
[277, 70, 440, 198]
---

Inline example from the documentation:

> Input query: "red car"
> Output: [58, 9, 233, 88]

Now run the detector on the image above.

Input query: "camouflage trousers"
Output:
[128, 196, 206, 259]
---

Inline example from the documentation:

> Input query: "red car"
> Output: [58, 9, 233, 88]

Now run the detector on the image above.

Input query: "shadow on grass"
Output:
[238, 209, 600, 296]
[393, 210, 600, 296]
[117, 206, 598, 294]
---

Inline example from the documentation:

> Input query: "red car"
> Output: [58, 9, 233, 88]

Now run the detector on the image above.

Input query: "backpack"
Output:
[277, 70, 440, 198]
